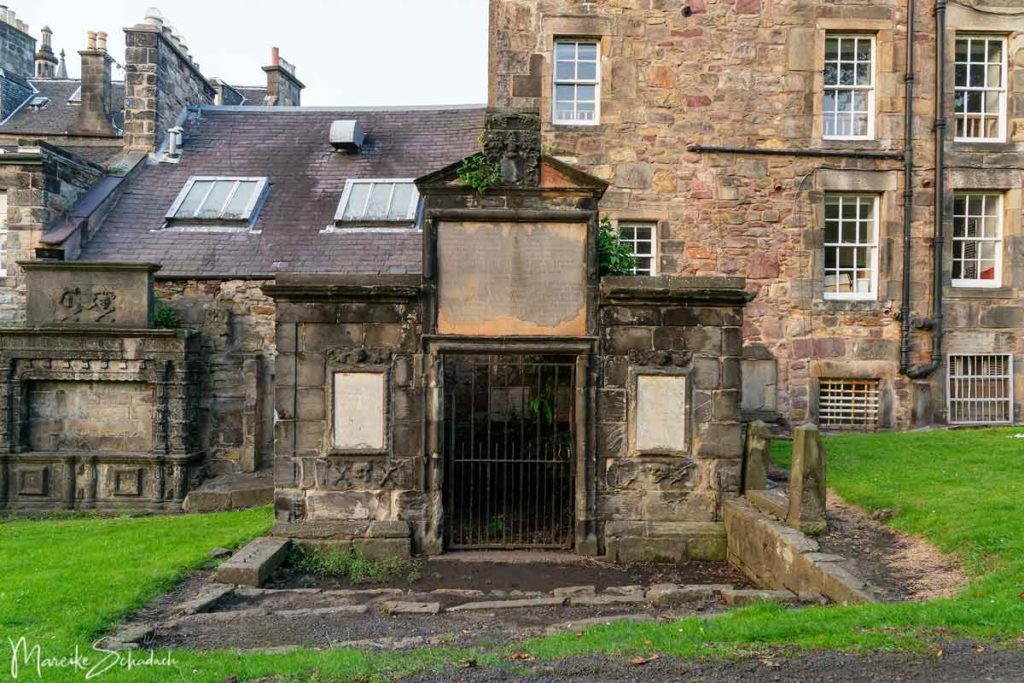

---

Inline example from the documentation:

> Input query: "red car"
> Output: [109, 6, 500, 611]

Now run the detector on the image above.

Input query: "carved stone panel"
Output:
[17, 466, 48, 496]
[22, 262, 157, 328]
[314, 458, 416, 491]
[632, 372, 689, 455]
[111, 467, 143, 497]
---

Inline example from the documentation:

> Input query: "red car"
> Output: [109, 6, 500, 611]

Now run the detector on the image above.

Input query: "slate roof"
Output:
[1, 79, 126, 135]
[78, 105, 486, 277]
[233, 86, 269, 105]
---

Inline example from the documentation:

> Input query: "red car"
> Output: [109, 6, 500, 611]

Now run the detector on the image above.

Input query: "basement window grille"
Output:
[947, 354, 1014, 425]
[818, 379, 880, 430]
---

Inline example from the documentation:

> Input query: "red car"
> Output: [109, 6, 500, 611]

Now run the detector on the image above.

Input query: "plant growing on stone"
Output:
[598, 215, 638, 276]
[153, 301, 181, 329]
[457, 153, 502, 193]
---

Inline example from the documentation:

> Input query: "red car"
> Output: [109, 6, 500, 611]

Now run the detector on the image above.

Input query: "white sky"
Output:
[19, 0, 489, 106]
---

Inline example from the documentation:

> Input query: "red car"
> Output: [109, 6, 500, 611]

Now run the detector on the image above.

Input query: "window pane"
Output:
[342, 183, 370, 220]
[577, 61, 597, 80]
[555, 62, 575, 80]
[365, 183, 393, 219]
[987, 40, 1003, 62]
[856, 39, 871, 61]
[555, 84, 575, 102]
[555, 42, 575, 60]
[824, 38, 839, 61]
[223, 181, 259, 218]
[175, 180, 212, 217]
[388, 183, 414, 220]
[196, 181, 233, 218]
[577, 85, 596, 101]
[577, 42, 597, 60]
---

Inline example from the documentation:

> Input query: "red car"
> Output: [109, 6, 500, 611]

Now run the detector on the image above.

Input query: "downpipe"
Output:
[902, 0, 946, 380]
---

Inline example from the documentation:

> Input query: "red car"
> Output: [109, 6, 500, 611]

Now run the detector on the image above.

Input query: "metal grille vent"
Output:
[819, 379, 880, 430]
[948, 354, 1014, 425]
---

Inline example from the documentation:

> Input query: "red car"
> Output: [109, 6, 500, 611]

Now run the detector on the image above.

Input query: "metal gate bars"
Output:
[442, 354, 576, 550]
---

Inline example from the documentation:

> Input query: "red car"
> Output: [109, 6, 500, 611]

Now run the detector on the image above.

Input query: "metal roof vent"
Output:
[329, 120, 364, 151]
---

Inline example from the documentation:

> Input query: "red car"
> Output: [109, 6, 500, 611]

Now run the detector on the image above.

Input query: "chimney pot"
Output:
[271, 46, 279, 66]
[96, 31, 107, 52]
[86, 31, 97, 50]
[144, 6, 164, 25]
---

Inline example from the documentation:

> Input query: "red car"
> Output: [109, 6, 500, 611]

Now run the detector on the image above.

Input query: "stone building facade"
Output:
[489, 0, 1024, 429]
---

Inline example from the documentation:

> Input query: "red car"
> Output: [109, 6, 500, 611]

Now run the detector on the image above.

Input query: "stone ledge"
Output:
[215, 537, 290, 587]
[724, 498, 879, 605]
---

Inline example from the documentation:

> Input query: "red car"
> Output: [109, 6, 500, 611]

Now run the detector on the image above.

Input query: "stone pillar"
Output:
[786, 424, 827, 533]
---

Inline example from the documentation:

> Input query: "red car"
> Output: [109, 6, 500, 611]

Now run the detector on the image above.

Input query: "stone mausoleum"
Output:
[267, 111, 750, 558]
[1, 111, 748, 562]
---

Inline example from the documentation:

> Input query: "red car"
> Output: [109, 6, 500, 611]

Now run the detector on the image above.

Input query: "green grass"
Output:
[2, 427, 1022, 681]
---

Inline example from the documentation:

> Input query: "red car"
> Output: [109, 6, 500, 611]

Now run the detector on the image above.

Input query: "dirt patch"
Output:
[268, 555, 750, 594]
[818, 490, 967, 601]
[116, 556, 752, 653]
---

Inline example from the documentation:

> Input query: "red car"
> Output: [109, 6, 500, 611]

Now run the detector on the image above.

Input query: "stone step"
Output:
[215, 537, 290, 587]
[183, 470, 273, 513]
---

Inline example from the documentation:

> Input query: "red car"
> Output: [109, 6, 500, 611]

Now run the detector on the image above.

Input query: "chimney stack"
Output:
[68, 30, 116, 136]
[262, 47, 304, 106]
[34, 25, 58, 78]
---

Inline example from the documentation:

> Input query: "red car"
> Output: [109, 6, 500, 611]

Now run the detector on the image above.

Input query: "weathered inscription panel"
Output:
[436, 221, 587, 336]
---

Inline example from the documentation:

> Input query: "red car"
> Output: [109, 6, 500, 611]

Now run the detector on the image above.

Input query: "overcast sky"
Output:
[19, 0, 489, 106]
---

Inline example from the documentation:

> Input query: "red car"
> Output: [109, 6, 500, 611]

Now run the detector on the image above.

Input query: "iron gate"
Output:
[443, 354, 576, 549]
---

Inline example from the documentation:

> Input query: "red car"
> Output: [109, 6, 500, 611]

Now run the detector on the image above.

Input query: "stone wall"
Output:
[0, 327, 201, 512]
[598, 276, 748, 561]
[489, 0, 1024, 428]
[267, 275, 424, 557]
[154, 279, 275, 474]
[0, 19, 34, 78]
[0, 145, 105, 320]
[123, 22, 215, 152]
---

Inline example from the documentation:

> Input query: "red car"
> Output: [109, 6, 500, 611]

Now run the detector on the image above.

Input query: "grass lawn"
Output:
[2, 427, 1022, 681]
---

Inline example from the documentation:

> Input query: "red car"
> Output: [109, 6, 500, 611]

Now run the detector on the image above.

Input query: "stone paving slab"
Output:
[448, 596, 568, 611]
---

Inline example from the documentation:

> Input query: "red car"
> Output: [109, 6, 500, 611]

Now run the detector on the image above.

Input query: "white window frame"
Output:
[823, 34, 876, 140]
[822, 194, 880, 301]
[552, 39, 601, 126]
[165, 176, 268, 223]
[333, 178, 420, 225]
[952, 192, 1003, 288]
[954, 35, 1008, 143]
[947, 353, 1014, 425]
[617, 221, 657, 275]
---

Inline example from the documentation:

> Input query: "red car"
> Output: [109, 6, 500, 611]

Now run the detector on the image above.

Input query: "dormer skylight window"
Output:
[334, 179, 419, 227]
[165, 177, 268, 226]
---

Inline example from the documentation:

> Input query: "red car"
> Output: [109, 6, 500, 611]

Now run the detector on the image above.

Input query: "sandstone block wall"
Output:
[0, 146, 104, 320]
[123, 23, 215, 152]
[155, 279, 276, 474]
[269, 276, 425, 555]
[489, 0, 1024, 428]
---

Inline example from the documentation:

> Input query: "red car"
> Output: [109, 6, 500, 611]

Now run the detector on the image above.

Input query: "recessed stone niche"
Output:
[0, 262, 202, 512]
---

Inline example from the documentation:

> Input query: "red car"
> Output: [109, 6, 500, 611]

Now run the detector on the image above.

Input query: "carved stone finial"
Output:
[482, 108, 541, 188]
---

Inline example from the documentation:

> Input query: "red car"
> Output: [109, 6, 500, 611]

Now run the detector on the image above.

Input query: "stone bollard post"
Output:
[787, 424, 827, 533]
[743, 420, 772, 492]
